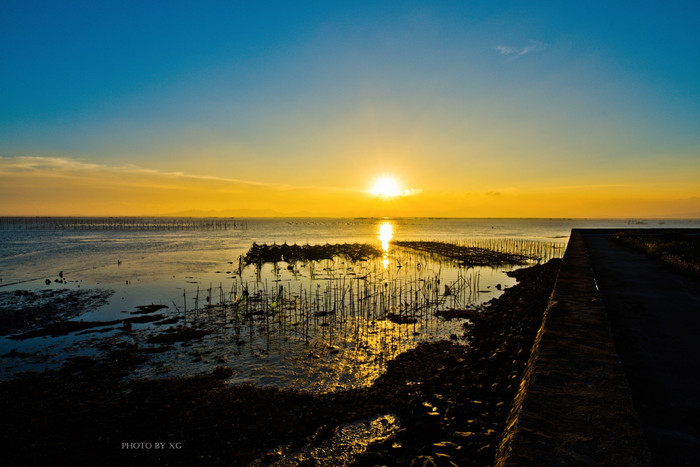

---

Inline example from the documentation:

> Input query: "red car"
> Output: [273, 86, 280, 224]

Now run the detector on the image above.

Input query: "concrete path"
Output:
[583, 230, 700, 466]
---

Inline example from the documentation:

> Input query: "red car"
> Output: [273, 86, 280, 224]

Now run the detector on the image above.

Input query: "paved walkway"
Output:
[583, 229, 700, 466]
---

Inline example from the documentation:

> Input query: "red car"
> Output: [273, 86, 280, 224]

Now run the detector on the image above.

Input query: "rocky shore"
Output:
[0, 259, 560, 466]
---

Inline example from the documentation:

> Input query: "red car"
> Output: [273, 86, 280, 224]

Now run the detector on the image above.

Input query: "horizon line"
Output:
[1, 215, 698, 221]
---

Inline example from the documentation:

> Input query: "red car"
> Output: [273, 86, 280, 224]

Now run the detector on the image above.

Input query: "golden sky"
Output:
[1, 155, 698, 218]
[1, 2, 699, 218]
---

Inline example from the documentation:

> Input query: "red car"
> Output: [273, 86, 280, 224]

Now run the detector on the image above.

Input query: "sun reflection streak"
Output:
[378, 221, 393, 268]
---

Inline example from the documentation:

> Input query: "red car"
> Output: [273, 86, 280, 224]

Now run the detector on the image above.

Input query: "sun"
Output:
[370, 176, 402, 198]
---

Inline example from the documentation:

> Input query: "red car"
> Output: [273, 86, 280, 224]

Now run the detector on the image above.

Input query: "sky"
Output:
[1, 0, 699, 218]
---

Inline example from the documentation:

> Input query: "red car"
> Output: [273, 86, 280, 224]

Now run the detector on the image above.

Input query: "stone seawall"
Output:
[495, 230, 651, 466]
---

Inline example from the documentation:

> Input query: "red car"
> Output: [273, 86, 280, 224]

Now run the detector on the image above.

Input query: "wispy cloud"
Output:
[0, 156, 356, 193]
[496, 40, 545, 59]
[554, 183, 631, 190]
[0, 156, 274, 186]
[0, 155, 425, 216]
[0, 156, 102, 173]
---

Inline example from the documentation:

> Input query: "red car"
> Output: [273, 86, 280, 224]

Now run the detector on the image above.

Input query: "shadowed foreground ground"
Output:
[0, 260, 560, 466]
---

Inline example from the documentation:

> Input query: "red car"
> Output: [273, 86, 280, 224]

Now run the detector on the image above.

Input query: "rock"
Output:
[476, 443, 492, 454]
[211, 366, 234, 379]
[432, 441, 458, 453]
[434, 452, 458, 467]
[410, 455, 437, 467]
[354, 451, 387, 465]
[413, 421, 441, 440]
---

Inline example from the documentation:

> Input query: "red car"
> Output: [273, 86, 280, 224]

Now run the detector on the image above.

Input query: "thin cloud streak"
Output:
[0, 156, 358, 194]
[496, 40, 545, 59]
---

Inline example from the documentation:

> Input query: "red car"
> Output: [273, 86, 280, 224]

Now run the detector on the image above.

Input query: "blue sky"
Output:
[1, 1, 699, 216]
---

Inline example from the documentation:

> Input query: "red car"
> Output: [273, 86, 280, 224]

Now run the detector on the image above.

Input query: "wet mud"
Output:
[0, 259, 560, 466]
[0, 288, 113, 336]
[9, 313, 167, 340]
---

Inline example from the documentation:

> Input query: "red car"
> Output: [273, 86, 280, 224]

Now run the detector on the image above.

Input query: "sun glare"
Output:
[370, 176, 402, 198]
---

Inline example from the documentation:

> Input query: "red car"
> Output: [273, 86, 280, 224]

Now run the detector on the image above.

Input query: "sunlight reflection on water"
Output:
[378, 221, 393, 269]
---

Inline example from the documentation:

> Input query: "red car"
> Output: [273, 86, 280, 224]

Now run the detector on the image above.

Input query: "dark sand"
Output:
[583, 230, 700, 466]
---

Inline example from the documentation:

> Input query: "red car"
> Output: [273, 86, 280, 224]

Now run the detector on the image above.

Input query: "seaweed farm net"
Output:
[0, 216, 247, 231]
[128, 239, 561, 392]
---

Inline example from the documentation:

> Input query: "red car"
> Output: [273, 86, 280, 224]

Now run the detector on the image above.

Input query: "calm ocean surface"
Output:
[1, 217, 697, 390]
[4, 217, 694, 287]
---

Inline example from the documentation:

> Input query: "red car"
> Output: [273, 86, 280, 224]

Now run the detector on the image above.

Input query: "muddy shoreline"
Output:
[0, 259, 560, 465]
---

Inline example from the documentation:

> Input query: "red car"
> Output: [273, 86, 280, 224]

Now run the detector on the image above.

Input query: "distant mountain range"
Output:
[163, 208, 314, 218]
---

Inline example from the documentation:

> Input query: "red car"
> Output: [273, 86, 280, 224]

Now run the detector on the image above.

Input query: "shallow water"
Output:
[0, 217, 696, 391]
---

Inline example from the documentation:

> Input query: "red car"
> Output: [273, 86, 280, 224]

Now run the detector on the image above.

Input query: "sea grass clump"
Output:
[393, 241, 533, 267]
[243, 242, 382, 264]
[613, 230, 700, 278]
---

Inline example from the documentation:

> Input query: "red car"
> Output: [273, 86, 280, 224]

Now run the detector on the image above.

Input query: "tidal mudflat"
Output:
[0, 219, 566, 393]
[2, 217, 694, 464]
[1, 256, 561, 465]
